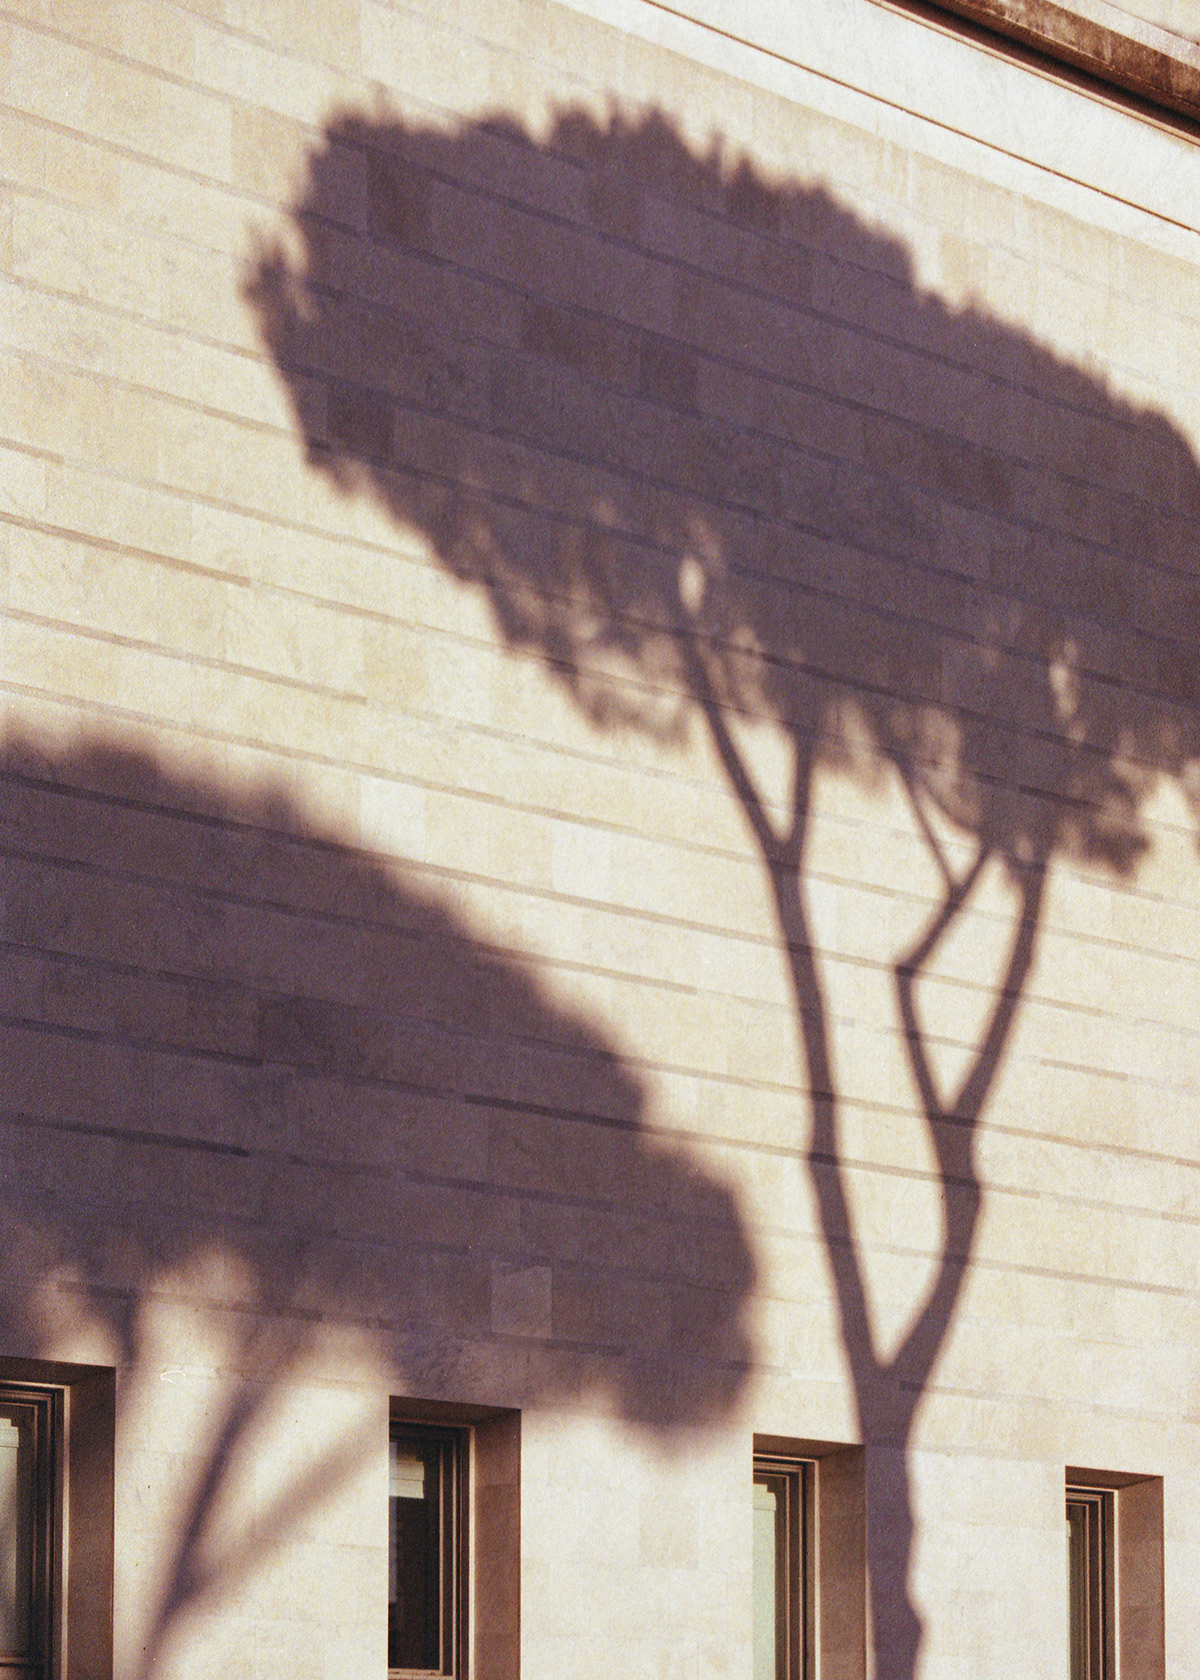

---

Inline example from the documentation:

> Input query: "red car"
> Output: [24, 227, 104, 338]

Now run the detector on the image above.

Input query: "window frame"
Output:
[1065, 1468, 1164, 1680]
[1066, 1484, 1115, 1680]
[753, 1435, 866, 1680]
[388, 1421, 469, 1680]
[753, 1452, 814, 1680]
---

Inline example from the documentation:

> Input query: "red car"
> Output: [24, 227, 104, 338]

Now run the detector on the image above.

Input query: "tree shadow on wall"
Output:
[248, 103, 1200, 1679]
[0, 734, 755, 1678]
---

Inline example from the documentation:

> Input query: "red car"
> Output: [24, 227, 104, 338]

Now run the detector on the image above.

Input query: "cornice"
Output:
[926, 0, 1200, 120]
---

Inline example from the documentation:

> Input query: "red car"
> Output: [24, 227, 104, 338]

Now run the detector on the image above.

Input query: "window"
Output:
[0, 1361, 116, 1680]
[0, 1385, 57, 1680]
[1065, 1470, 1164, 1680]
[753, 1454, 811, 1680]
[387, 1403, 520, 1680]
[1066, 1486, 1114, 1680]
[389, 1424, 466, 1679]
[753, 1436, 865, 1680]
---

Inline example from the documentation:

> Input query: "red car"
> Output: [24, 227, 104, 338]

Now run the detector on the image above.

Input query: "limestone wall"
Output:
[2, 2, 1199, 1675]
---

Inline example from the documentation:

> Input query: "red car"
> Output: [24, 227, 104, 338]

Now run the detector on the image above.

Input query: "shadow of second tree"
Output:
[0, 733, 755, 1675]
[247, 101, 1200, 1677]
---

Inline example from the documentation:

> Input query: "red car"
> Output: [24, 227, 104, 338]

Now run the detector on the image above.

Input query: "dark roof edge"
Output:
[928, 0, 1200, 122]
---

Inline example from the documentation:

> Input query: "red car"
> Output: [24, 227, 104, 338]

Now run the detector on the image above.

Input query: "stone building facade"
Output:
[2, 1, 1199, 1676]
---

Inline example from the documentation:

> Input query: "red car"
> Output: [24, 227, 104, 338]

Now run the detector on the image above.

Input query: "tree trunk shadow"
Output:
[689, 634, 1046, 1675]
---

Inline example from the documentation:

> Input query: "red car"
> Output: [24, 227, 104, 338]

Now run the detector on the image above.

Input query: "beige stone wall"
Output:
[2, 1, 1200, 1676]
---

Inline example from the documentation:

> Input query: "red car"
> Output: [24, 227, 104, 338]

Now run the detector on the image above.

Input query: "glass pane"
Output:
[0, 1408, 33, 1657]
[753, 1478, 781, 1680]
[391, 1447, 426, 1501]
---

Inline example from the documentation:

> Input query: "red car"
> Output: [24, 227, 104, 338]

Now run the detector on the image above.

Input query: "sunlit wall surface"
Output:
[1, 2, 1199, 1676]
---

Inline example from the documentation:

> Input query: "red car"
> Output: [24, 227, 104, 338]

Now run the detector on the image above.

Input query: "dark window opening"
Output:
[389, 1424, 465, 1679]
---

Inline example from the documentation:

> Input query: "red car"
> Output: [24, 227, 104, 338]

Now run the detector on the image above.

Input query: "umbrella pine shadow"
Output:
[249, 102, 1200, 1677]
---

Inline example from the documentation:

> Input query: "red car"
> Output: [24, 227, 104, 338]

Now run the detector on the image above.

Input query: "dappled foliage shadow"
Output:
[0, 733, 756, 1671]
[248, 99, 1200, 1677]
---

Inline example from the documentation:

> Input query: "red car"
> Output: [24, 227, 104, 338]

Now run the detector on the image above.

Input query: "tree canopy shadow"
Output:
[248, 100, 1200, 1678]
[0, 732, 755, 1676]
